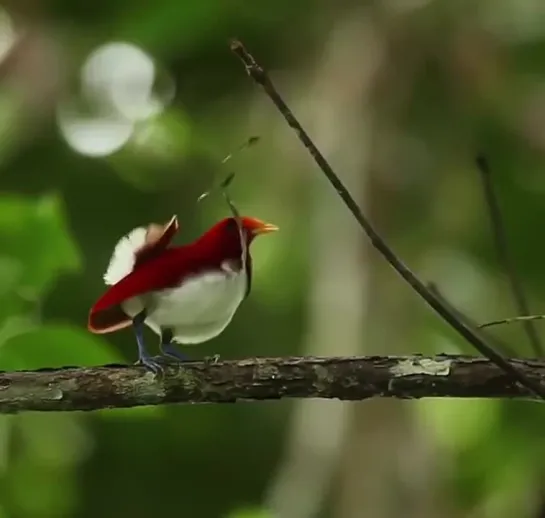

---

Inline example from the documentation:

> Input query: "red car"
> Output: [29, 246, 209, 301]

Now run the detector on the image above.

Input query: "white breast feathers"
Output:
[121, 261, 248, 345]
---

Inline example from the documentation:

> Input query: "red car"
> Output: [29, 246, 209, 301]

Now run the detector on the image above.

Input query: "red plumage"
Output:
[88, 215, 277, 337]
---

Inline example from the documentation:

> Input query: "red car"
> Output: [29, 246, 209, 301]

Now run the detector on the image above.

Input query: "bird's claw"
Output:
[136, 355, 164, 375]
[204, 354, 221, 365]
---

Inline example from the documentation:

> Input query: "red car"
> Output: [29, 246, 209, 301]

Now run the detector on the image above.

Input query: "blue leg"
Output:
[133, 311, 163, 374]
[159, 328, 188, 362]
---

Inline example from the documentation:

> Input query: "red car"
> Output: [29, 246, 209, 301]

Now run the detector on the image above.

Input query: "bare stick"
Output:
[427, 282, 516, 357]
[479, 314, 545, 330]
[221, 135, 260, 164]
[229, 39, 545, 399]
[0, 354, 544, 413]
[197, 135, 260, 202]
[197, 137, 258, 279]
[476, 155, 542, 356]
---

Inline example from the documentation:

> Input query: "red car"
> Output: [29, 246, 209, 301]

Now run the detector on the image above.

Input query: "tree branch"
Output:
[0, 355, 544, 413]
[229, 38, 545, 399]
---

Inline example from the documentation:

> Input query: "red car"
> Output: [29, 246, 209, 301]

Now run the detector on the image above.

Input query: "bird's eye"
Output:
[228, 219, 251, 242]
[225, 218, 238, 232]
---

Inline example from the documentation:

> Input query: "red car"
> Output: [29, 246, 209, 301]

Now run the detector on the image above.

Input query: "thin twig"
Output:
[229, 39, 545, 399]
[427, 282, 516, 357]
[197, 137, 257, 277]
[221, 135, 260, 164]
[0, 354, 543, 413]
[479, 314, 545, 330]
[475, 155, 543, 356]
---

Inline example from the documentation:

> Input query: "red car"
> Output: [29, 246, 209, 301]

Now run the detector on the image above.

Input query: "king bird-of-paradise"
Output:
[88, 214, 278, 373]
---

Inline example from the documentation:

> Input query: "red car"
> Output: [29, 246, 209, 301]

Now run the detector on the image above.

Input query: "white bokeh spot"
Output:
[57, 41, 174, 157]
[0, 9, 15, 63]
[56, 102, 134, 158]
[82, 42, 166, 122]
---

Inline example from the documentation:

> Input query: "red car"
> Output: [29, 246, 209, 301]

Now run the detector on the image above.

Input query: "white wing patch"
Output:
[103, 226, 148, 285]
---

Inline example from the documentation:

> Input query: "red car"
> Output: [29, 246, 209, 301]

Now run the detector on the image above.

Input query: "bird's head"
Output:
[197, 216, 278, 258]
[211, 216, 278, 244]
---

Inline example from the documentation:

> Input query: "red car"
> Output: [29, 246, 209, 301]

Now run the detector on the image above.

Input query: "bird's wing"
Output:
[133, 215, 179, 269]
[88, 247, 211, 333]
[103, 215, 179, 286]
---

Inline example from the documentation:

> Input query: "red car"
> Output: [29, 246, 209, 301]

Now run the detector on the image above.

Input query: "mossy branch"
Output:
[0, 354, 543, 413]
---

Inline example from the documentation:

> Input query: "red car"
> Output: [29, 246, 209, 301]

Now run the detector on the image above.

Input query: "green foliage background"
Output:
[0, 0, 545, 517]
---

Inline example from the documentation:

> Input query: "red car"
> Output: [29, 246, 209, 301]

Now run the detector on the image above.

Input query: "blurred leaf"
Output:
[226, 506, 272, 518]
[109, 109, 192, 190]
[0, 324, 122, 370]
[416, 398, 500, 450]
[0, 314, 39, 347]
[8, 461, 78, 518]
[0, 194, 81, 298]
[17, 412, 93, 467]
[117, 1, 233, 54]
[96, 404, 166, 420]
[0, 89, 27, 167]
[0, 259, 28, 323]
[0, 414, 14, 474]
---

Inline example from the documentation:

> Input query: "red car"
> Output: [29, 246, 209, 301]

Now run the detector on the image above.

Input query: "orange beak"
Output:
[252, 219, 279, 235]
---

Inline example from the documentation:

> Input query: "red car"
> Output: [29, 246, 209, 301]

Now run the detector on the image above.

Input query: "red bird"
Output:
[88, 215, 278, 372]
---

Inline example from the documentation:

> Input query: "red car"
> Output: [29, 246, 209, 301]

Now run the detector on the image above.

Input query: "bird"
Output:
[88, 214, 278, 373]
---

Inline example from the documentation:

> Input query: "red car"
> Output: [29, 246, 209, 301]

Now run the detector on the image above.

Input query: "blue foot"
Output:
[160, 342, 188, 362]
[159, 329, 188, 363]
[133, 312, 163, 375]
[136, 354, 164, 374]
